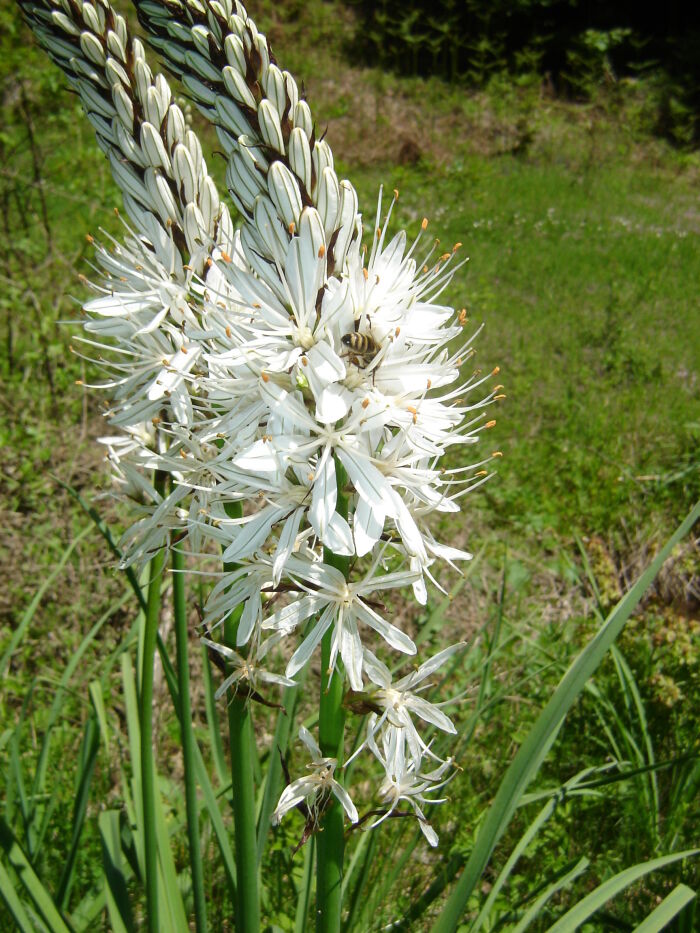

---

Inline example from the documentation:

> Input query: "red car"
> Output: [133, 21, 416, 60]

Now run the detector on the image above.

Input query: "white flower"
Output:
[261, 553, 418, 690]
[356, 643, 464, 767]
[272, 727, 358, 826]
[368, 726, 455, 847]
[201, 637, 296, 699]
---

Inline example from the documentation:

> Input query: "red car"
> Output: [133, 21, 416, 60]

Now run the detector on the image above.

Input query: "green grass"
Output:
[1, 0, 698, 929]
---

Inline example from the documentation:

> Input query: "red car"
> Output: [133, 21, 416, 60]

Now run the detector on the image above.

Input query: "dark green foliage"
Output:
[346, 0, 700, 144]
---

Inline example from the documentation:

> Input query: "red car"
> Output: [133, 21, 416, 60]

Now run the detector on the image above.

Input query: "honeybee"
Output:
[341, 331, 380, 367]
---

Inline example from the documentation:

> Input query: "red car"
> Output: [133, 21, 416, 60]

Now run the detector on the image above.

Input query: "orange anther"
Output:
[485, 420, 496, 429]
[318, 244, 325, 258]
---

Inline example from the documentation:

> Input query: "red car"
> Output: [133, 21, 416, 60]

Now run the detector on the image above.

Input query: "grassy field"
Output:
[1, 0, 698, 929]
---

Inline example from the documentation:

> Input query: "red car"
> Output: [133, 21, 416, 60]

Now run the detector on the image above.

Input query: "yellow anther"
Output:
[485, 420, 496, 429]
[421, 217, 428, 229]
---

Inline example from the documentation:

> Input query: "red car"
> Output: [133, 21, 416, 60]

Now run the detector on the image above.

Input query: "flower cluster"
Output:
[20, 0, 501, 844]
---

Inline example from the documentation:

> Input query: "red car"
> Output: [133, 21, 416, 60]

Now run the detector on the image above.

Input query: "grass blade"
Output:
[172, 541, 207, 933]
[0, 525, 92, 679]
[257, 674, 306, 866]
[545, 849, 698, 932]
[99, 810, 134, 933]
[0, 858, 35, 932]
[294, 835, 315, 933]
[0, 817, 72, 933]
[509, 857, 590, 933]
[55, 711, 100, 909]
[631, 884, 696, 933]
[431, 500, 700, 933]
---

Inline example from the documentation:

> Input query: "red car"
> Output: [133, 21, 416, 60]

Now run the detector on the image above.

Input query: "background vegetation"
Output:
[1, 0, 698, 928]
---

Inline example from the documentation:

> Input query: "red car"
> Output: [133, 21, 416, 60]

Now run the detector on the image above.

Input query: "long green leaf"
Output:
[509, 858, 590, 933]
[0, 858, 35, 932]
[56, 711, 100, 908]
[202, 645, 228, 786]
[632, 884, 696, 933]
[0, 525, 92, 679]
[545, 849, 698, 932]
[432, 500, 700, 933]
[0, 818, 72, 933]
[99, 810, 134, 933]
[294, 835, 315, 933]
[257, 673, 306, 866]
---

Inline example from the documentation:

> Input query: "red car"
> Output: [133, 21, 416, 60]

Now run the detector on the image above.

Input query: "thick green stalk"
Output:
[223, 501, 260, 933]
[316, 461, 349, 933]
[226, 682, 260, 933]
[140, 472, 167, 933]
[172, 539, 207, 933]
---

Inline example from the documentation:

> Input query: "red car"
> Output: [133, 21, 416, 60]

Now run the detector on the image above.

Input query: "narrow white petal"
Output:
[286, 608, 334, 677]
[332, 782, 359, 823]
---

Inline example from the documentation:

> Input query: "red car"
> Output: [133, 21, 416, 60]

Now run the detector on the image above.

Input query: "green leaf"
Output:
[432, 500, 700, 933]
[0, 858, 35, 932]
[632, 885, 696, 933]
[56, 711, 100, 908]
[509, 858, 590, 933]
[546, 850, 698, 931]
[0, 524, 92, 678]
[99, 810, 135, 933]
[0, 817, 72, 933]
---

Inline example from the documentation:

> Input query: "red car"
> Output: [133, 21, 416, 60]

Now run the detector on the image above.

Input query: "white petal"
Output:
[232, 439, 280, 474]
[337, 447, 394, 515]
[310, 446, 336, 537]
[221, 506, 287, 563]
[362, 649, 391, 688]
[286, 607, 334, 678]
[321, 512, 354, 556]
[272, 507, 305, 585]
[332, 782, 359, 824]
[354, 602, 416, 656]
[353, 495, 384, 557]
[298, 726, 322, 760]
[315, 384, 353, 425]
[407, 697, 456, 734]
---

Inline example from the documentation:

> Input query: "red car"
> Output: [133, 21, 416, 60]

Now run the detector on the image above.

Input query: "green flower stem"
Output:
[140, 471, 167, 933]
[172, 537, 207, 933]
[224, 501, 260, 933]
[317, 460, 350, 933]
